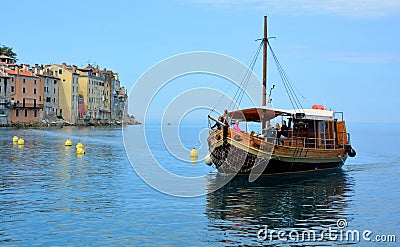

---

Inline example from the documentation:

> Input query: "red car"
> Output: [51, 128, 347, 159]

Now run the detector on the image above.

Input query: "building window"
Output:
[0, 86, 1, 93]
[34, 88, 37, 94]
[22, 87, 26, 93]
[59, 69, 62, 74]
[46, 97, 51, 102]
[54, 88, 56, 93]
[34, 110, 37, 117]
[11, 86, 14, 92]
[16, 109, 19, 117]
[34, 79, 37, 84]
[24, 109, 28, 117]
[23, 78, 26, 83]
[39, 96, 41, 102]
[11, 77, 14, 82]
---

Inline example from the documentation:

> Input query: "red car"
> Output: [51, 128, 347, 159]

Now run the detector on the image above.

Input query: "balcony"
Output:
[13, 102, 44, 109]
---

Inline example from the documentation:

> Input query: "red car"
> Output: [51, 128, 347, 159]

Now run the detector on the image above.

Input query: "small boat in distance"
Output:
[206, 16, 356, 176]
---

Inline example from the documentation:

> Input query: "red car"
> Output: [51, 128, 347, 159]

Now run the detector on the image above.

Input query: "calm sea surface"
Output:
[0, 123, 399, 246]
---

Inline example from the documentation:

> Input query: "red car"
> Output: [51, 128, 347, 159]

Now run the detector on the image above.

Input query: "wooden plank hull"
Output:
[208, 129, 347, 175]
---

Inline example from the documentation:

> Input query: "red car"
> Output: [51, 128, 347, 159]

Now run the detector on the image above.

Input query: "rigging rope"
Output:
[267, 41, 304, 112]
[233, 42, 263, 111]
[210, 42, 263, 115]
[210, 38, 307, 116]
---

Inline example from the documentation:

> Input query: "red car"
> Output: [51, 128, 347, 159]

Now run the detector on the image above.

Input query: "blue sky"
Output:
[2, 0, 400, 123]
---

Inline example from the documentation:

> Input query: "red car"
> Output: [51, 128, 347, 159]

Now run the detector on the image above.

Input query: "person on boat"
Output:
[277, 120, 290, 144]
[281, 120, 289, 137]
[233, 120, 242, 132]
[275, 123, 283, 144]
[275, 123, 281, 137]
[264, 120, 274, 137]
[211, 116, 223, 130]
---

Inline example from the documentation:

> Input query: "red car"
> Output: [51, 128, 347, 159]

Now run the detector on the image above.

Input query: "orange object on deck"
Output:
[312, 104, 326, 110]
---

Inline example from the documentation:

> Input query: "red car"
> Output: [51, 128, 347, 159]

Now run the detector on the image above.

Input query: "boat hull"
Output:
[210, 138, 347, 175]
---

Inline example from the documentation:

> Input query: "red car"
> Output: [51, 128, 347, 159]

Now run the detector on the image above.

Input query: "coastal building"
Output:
[118, 86, 128, 121]
[0, 53, 15, 65]
[99, 68, 112, 121]
[6, 65, 43, 123]
[78, 95, 84, 119]
[91, 67, 107, 120]
[36, 66, 61, 119]
[47, 63, 79, 123]
[77, 65, 95, 120]
[0, 71, 11, 125]
[110, 72, 120, 121]
[77, 65, 109, 121]
[1, 55, 130, 125]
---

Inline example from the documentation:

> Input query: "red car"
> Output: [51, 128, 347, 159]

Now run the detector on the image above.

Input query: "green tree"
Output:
[0, 44, 17, 61]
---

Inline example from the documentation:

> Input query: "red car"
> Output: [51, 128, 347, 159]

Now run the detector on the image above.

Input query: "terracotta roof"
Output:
[5, 68, 38, 77]
[78, 67, 92, 71]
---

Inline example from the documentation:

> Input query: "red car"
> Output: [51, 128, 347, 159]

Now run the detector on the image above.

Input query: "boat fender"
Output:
[204, 153, 213, 166]
[346, 145, 356, 157]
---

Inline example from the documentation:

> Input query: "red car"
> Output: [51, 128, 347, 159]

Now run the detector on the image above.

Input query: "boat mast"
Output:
[261, 16, 267, 132]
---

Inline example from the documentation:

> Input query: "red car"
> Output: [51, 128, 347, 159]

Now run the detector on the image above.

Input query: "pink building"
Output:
[6, 66, 43, 123]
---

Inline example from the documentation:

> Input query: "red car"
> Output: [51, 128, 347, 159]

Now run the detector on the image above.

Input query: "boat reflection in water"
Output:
[205, 170, 354, 245]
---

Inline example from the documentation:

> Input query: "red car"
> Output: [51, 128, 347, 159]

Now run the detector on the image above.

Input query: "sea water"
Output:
[0, 122, 398, 246]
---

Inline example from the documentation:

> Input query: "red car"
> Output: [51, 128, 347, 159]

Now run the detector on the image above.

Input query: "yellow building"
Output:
[47, 63, 79, 123]
[77, 65, 108, 120]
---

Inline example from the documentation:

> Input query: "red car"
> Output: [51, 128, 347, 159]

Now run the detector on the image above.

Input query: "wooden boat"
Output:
[206, 16, 356, 176]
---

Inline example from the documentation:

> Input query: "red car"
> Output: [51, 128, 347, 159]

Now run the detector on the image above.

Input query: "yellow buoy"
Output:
[76, 147, 85, 155]
[190, 148, 198, 157]
[65, 138, 72, 146]
[76, 142, 83, 149]
[17, 138, 25, 145]
[190, 156, 198, 164]
[13, 136, 19, 142]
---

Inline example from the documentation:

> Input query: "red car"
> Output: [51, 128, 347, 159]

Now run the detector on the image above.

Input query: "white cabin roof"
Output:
[229, 107, 335, 122]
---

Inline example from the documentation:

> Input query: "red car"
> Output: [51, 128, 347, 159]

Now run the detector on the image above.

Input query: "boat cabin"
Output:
[226, 107, 350, 150]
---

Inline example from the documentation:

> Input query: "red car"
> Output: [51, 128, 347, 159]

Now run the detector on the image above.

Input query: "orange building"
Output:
[6, 66, 43, 123]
